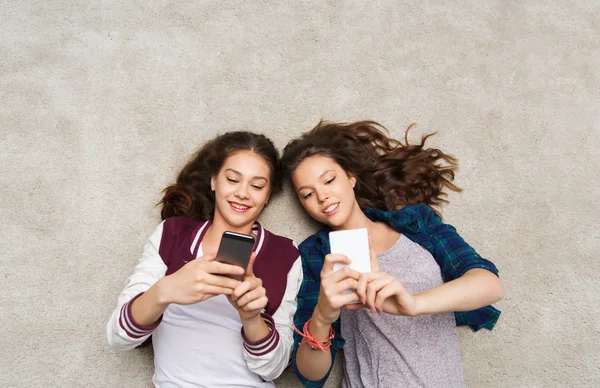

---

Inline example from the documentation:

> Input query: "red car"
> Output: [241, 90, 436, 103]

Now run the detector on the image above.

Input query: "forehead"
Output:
[221, 150, 271, 176]
[292, 155, 341, 186]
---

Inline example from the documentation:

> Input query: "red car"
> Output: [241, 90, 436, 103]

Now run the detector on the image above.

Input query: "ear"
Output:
[210, 176, 216, 191]
[349, 174, 357, 189]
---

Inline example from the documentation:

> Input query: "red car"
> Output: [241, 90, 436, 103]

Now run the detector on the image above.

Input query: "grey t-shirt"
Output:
[340, 234, 464, 388]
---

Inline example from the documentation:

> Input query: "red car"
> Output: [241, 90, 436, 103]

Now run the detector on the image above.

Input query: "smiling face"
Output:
[292, 154, 362, 230]
[211, 150, 272, 232]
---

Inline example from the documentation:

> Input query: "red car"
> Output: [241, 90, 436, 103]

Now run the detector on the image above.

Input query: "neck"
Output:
[335, 201, 375, 232]
[204, 212, 256, 253]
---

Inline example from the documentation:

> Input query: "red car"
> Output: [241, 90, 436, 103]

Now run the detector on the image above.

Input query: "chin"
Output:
[317, 213, 346, 229]
[225, 215, 253, 228]
[231, 210, 261, 227]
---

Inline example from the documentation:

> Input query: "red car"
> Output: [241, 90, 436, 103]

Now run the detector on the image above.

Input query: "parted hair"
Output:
[280, 120, 461, 211]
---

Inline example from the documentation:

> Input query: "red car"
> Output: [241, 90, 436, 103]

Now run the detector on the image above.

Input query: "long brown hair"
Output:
[280, 120, 461, 212]
[160, 131, 282, 221]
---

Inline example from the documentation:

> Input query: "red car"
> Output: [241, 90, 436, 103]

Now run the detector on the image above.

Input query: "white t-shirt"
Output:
[107, 220, 302, 387]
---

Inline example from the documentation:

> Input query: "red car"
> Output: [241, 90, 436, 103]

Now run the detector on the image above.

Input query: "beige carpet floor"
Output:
[1, 1, 599, 387]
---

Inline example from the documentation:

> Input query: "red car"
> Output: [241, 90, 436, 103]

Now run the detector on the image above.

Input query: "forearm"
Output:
[295, 308, 334, 381]
[243, 316, 292, 381]
[241, 314, 271, 342]
[415, 269, 504, 315]
[130, 277, 170, 326]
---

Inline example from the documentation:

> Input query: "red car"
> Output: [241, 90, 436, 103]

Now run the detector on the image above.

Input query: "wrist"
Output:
[155, 277, 173, 306]
[241, 313, 263, 327]
[312, 305, 332, 326]
[412, 293, 426, 316]
[310, 307, 333, 340]
[241, 313, 271, 343]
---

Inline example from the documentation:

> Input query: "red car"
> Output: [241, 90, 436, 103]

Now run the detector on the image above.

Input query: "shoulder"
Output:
[159, 217, 207, 269]
[395, 204, 439, 220]
[162, 216, 206, 233]
[298, 228, 330, 258]
[261, 228, 299, 255]
[160, 216, 208, 245]
[296, 229, 330, 279]
[386, 204, 443, 231]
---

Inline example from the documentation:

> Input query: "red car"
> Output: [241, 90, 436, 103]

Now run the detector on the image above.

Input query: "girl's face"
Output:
[211, 150, 271, 230]
[292, 154, 358, 230]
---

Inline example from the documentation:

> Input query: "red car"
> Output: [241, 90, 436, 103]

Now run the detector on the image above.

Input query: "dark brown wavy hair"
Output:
[160, 131, 283, 221]
[280, 120, 461, 212]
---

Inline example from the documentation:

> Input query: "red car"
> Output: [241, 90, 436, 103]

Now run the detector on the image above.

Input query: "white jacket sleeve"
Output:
[241, 252, 303, 381]
[106, 222, 168, 351]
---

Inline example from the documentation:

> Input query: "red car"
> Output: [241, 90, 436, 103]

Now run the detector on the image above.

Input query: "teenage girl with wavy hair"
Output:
[107, 132, 302, 387]
[281, 121, 504, 388]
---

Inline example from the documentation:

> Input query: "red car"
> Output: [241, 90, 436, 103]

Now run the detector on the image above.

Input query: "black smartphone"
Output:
[216, 231, 255, 280]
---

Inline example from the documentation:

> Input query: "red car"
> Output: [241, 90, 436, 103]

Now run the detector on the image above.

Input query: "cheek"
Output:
[214, 180, 233, 197]
[302, 200, 322, 218]
[252, 190, 269, 206]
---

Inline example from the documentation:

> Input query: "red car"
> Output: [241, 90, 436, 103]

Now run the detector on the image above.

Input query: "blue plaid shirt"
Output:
[291, 204, 501, 387]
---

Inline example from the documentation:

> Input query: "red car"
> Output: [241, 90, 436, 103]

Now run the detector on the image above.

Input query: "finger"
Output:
[201, 284, 237, 296]
[368, 234, 379, 272]
[322, 254, 351, 276]
[356, 273, 367, 304]
[367, 276, 395, 312]
[343, 303, 367, 310]
[203, 273, 243, 290]
[232, 279, 254, 301]
[246, 252, 257, 277]
[325, 266, 360, 285]
[205, 261, 246, 276]
[238, 287, 266, 308]
[196, 253, 217, 262]
[334, 292, 361, 308]
[243, 296, 268, 312]
[328, 278, 359, 297]
[373, 283, 396, 313]
[357, 272, 386, 303]
[233, 277, 261, 301]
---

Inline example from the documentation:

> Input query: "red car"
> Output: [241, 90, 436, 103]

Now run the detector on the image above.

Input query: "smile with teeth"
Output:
[229, 202, 251, 212]
[323, 203, 339, 214]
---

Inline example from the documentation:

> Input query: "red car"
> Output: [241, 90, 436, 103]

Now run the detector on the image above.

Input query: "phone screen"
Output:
[329, 228, 371, 273]
[216, 231, 255, 279]
[329, 228, 371, 304]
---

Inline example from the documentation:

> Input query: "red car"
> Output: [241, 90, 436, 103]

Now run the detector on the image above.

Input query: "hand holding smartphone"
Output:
[216, 231, 255, 281]
[329, 228, 372, 304]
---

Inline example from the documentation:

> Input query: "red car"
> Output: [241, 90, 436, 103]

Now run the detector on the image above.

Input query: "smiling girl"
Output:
[281, 121, 504, 388]
[107, 132, 301, 387]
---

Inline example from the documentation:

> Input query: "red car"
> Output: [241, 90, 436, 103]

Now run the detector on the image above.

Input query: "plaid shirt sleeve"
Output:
[417, 205, 499, 279]
[412, 205, 501, 331]
[291, 242, 344, 388]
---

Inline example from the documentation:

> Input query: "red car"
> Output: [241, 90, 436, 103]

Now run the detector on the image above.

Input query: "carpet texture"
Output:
[1, 1, 599, 387]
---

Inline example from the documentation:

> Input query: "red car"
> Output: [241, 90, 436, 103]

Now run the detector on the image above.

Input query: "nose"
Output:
[316, 189, 330, 204]
[235, 186, 250, 200]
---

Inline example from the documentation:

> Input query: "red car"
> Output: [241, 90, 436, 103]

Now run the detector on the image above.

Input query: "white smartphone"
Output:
[329, 228, 371, 304]
[329, 228, 371, 273]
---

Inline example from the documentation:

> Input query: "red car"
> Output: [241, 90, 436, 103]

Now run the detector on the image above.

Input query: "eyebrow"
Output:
[297, 170, 335, 192]
[225, 168, 268, 181]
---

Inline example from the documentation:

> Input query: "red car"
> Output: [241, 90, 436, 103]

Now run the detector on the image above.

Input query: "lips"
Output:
[322, 202, 339, 216]
[228, 201, 252, 213]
